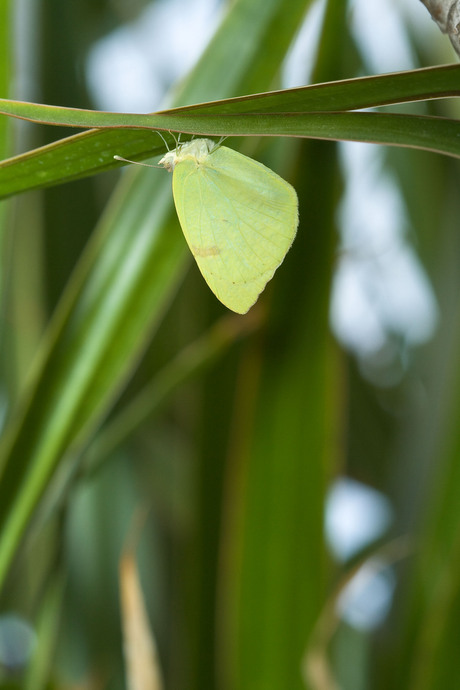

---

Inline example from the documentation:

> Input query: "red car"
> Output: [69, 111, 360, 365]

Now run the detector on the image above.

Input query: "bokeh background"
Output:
[1, 0, 460, 688]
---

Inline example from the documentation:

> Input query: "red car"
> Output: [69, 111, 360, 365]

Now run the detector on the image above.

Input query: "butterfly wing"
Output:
[172, 145, 298, 314]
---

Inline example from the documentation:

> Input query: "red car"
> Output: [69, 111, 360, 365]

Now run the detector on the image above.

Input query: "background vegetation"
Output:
[0, 0, 459, 688]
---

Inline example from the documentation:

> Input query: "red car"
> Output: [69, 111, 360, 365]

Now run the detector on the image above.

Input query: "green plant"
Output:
[0, 0, 459, 688]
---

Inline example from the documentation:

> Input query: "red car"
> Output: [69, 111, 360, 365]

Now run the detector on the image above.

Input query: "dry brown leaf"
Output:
[419, 0, 460, 55]
[119, 514, 163, 690]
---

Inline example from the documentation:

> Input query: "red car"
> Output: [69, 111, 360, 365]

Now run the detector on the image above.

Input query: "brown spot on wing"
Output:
[191, 245, 221, 257]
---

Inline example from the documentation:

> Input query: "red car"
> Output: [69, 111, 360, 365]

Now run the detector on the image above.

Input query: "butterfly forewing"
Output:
[172, 145, 298, 314]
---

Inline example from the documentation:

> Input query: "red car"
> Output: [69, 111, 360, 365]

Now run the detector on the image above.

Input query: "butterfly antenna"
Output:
[113, 155, 161, 169]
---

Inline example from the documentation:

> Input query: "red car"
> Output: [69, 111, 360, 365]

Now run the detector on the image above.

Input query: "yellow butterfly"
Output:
[117, 138, 298, 313]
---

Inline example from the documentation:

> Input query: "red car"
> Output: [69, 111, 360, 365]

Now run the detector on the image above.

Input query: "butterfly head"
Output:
[158, 138, 218, 171]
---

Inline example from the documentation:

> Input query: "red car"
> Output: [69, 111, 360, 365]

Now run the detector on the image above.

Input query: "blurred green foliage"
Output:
[0, 1, 460, 689]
